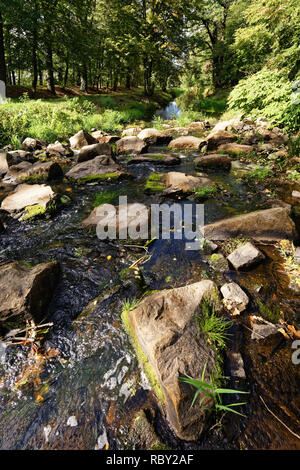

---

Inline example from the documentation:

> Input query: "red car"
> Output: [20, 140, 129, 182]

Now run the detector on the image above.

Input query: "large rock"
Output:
[169, 136, 205, 150]
[206, 130, 237, 150]
[221, 282, 249, 315]
[128, 153, 180, 166]
[47, 141, 72, 157]
[122, 127, 143, 137]
[115, 136, 148, 155]
[4, 161, 63, 184]
[0, 261, 60, 325]
[195, 154, 231, 171]
[163, 172, 214, 195]
[77, 142, 112, 163]
[0, 152, 9, 176]
[217, 143, 254, 155]
[138, 128, 172, 145]
[123, 280, 220, 441]
[227, 242, 265, 270]
[82, 203, 149, 234]
[69, 130, 98, 149]
[202, 208, 297, 242]
[22, 137, 45, 151]
[66, 155, 128, 183]
[1, 184, 55, 214]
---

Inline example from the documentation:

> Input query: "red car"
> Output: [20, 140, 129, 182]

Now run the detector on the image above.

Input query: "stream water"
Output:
[0, 109, 299, 450]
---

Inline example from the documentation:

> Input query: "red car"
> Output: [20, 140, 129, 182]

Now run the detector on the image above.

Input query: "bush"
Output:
[228, 68, 300, 130]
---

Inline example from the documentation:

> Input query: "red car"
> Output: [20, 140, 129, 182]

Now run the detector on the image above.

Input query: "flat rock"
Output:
[0, 261, 60, 325]
[292, 190, 300, 200]
[69, 130, 98, 149]
[221, 282, 249, 315]
[128, 153, 180, 166]
[122, 127, 143, 137]
[1, 184, 55, 213]
[206, 130, 237, 150]
[82, 203, 149, 235]
[195, 154, 231, 171]
[66, 155, 128, 182]
[47, 141, 72, 156]
[169, 136, 205, 150]
[77, 142, 112, 163]
[115, 136, 148, 155]
[0, 152, 9, 176]
[251, 323, 278, 340]
[217, 143, 254, 155]
[201, 208, 297, 242]
[227, 242, 265, 270]
[124, 280, 220, 441]
[163, 172, 214, 194]
[138, 128, 172, 145]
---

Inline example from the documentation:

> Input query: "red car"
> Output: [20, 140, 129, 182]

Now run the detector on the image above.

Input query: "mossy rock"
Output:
[144, 172, 165, 194]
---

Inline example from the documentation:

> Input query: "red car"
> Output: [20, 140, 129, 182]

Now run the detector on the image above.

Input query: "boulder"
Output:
[210, 119, 243, 133]
[217, 143, 253, 155]
[292, 190, 300, 200]
[115, 136, 148, 155]
[122, 127, 143, 137]
[123, 280, 220, 441]
[201, 208, 297, 242]
[66, 155, 128, 183]
[195, 154, 231, 171]
[1, 184, 55, 214]
[128, 154, 180, 166]
[138, 128, 172, 145]
[96, 135, 120, 144]
[4, 161, 63, 184]
[227, 242, 265, 270]
[69, 130, 98, 149]
[294, 247, 300, 264]
[221, 282, 249, 315]
[188, 121, 210, 130]
[7, 150, 36, 164]
[0, 261, 60, 325]
[47, 141, 72, 157]
[82, 203, 149, 235]
[22, 137, 45, 151]
[168, 136, 205, 150]
[163, 172, 214, 195]
[206, 130, 237, 150]
[77, 142, 112, 163]
[0, 152, 9, 176]
[256, 127, 288, 144]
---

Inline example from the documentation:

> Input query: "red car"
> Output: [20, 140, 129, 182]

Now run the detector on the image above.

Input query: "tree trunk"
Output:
[126, 70, 131, 89]
[0, 10, 7, 86]
[80, 64, 88, 92]
[31, 1, 38, 93]
[63, 53, 69, 89]
[45, 28, 56, 95]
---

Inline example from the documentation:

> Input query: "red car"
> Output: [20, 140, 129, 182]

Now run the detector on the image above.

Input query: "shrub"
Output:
[228, 68, 300, 130]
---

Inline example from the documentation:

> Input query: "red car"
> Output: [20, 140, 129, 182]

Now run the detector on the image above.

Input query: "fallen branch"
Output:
[259, 395, 300, 440]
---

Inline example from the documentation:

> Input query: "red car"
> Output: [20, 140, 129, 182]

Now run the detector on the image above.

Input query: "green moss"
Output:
[257, 299, 281, 323]
[22, 204, 46, 220]
[17, 174, 48, 184]
[221, 236, 250, 256]
[93, 190, 121, 207]
[144, 172, 164, 193]
[121, 307, 166, 404]
[242, 167, 272, 182]
[193, 185, 217, 199]
[149, 442, 171, 451]
[77, 172, 121, 184]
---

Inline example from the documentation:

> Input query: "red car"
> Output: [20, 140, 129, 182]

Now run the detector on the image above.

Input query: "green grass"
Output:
[243, 167, 272, 182]
[0, 89, 173, 149]
[195, 298, 232, 349]
[179, 363, 249, 417]
[76, 172, 121, 184]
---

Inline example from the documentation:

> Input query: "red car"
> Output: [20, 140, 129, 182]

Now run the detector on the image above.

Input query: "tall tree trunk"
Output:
[113, 70, 118, 91]
[0, 10, 7, 86]
[45, 28, 56, 95]
[126, 69, 131, 89]
[31, 1, 38, 93]
[80, 64, 88, 92]
[63, 52, 69, 89]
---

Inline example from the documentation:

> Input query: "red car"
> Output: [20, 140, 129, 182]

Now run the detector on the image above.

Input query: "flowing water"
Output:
[0, 115, 299, 449]
[155, 101, 182, 120]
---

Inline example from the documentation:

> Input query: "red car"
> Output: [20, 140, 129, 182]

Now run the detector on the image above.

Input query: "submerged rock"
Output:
[66, 155, 128, 183]
[0, 261, 60, 326]
[128, 410, 167, 450]
[122, 280, 221, 441]
[201, 208, 297, 242]
[221, 282, 249, 315]
[195, 154, 231, 171]
[77, 142, 112, 163]
[251, 323, 278, 340]
[115, 136, 148, 155]
[227, 242, 265, 270]
[127, 153, 180, 166]
[168, 136, 205, 150]
[69, 130, 98, 149]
